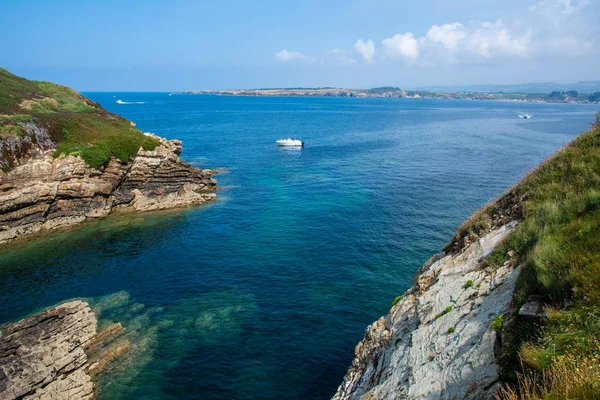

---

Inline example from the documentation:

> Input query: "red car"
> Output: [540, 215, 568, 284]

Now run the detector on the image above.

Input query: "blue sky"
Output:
[1, 0, 598, 90]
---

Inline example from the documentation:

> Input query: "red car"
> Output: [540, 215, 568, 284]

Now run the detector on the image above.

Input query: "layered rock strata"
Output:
[0, 123, 216, 245]
[333, 222, 520, 400]
[0, 301, 126, 400]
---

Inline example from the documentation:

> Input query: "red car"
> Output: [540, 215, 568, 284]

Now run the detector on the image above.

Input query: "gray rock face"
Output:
[0, 126, 216, 245]
[0, 301, 126, 400]
[0, 301, 93, 400]
[333, 222, 520, 400]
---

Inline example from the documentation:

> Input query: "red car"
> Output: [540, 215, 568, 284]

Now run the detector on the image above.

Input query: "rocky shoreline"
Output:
[332, 222, 520, 399]
[0, 301, 127, 400]
[0, 122, 216, 245]
[179, 88, 600, 104]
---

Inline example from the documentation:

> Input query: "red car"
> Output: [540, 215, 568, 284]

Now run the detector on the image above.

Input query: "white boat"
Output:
[116, 99, 125, 104]
[276, 138, 304, 147]
[518, 113, 532, 119]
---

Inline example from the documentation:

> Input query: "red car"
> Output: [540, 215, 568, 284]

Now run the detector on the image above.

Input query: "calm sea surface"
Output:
[1, 95, 599, 399]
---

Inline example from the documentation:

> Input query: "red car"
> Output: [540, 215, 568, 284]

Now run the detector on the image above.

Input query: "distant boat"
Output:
[276, 138, 304, 147]
[518, 113, 532, 119]
[116, 99, 125, 104]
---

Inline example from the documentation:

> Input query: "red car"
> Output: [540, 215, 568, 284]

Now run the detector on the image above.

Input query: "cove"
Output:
[1, 95, 598, 399]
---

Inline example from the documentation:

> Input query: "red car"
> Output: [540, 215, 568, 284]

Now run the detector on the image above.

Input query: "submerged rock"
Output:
[333, 222, 520, 400]
[0, 126, 216, 245]
[0, 301, 127, 400]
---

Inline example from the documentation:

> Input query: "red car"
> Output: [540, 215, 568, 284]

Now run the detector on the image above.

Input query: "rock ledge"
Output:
[0, 126, 217, 245]
[0, 300, 125, 400]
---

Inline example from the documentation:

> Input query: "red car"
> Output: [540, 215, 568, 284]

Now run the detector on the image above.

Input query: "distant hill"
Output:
[417, 81, 600, 94]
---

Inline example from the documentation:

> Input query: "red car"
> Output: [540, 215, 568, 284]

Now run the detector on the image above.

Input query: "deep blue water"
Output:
[0, 95, 598, 399]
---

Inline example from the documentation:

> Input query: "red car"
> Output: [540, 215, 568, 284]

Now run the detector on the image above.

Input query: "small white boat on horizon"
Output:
[116, 99, 125, 104]
[518, 113, 532, 119]
[276, 138, 304, 147]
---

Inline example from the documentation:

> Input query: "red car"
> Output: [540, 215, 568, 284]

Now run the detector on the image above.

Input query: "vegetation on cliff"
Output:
[451, 113, 600, 398]
[0, 68, 159, 169]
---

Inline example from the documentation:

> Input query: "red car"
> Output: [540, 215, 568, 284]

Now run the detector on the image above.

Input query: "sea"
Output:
[1, 94, 598, 399]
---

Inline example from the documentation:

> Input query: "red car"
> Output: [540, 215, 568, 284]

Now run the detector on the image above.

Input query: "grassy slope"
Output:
[0, 68, 159, 168]
[450, 114, 600, 398]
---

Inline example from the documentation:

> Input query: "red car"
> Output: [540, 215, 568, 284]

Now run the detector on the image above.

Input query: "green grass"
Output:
[0, 68, 160, 169]
[0, 114, 33, 122]
[0, 68, 42, 114]
[35, 81, 96, 113]
[49, 113, 161, 168]
[434, 305, 453, 320]
[0, 124, 24, 138]
[454, 113, 600, 397]
[391, 295, 403, 307]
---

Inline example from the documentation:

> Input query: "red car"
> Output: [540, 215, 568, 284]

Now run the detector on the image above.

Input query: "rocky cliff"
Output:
[333, 117, 600, 400]
[332, 222, 520, 400]
[330, 184, 528, 400]
[0, 123, 216, 245]
[0, 301, 127, 400]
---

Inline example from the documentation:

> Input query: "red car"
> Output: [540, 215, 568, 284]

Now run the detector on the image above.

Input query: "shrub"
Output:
[435, 306, 453, 320]
[392, 295, 403, 307]
[105, 131, 143, 163]
[492, 315, 504, 333]
[448, 326, 455, 333]
[141, 135, 160, 151]
[466, 280, 474, 288]
[81, 144, 112, 169]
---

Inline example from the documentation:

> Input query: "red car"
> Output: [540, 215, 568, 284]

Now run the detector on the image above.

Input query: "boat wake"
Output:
[116, 100, 147, 104]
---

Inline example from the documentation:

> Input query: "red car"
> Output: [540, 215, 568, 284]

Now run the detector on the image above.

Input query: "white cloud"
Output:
[375, 0, 597, 66]
[463, 19, 531, 58]
[426, 23, 466, 50]
[381, 33, 419, 60]
[530, 0, 590, 17]
[328, 48, 357, 64]
[528, 0, 597, 56]
[275, 50, 307, 62]
[274, 0, 597, 68]
[353, 39, 375, 62]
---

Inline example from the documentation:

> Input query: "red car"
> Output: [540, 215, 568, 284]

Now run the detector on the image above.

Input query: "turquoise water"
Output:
[1, 95, 599, 399]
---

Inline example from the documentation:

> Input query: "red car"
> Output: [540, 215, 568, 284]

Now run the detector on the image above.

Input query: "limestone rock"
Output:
[0, 301, 127, 400]
[0, 127, 217, 245]
[0, 301, 95, 400]
[333, 222, 520, 400]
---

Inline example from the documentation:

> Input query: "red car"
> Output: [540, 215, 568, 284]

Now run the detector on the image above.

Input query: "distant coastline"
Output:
[176, 87, 600, 104]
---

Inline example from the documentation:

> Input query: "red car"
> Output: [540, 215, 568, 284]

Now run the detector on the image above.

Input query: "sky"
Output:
[0, 0, 599, 91]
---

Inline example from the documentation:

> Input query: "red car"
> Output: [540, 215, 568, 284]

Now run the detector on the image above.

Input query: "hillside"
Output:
[334, 115, 600, 399]
[0, 68, 159, 169]
[0, 69, 216, 244]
